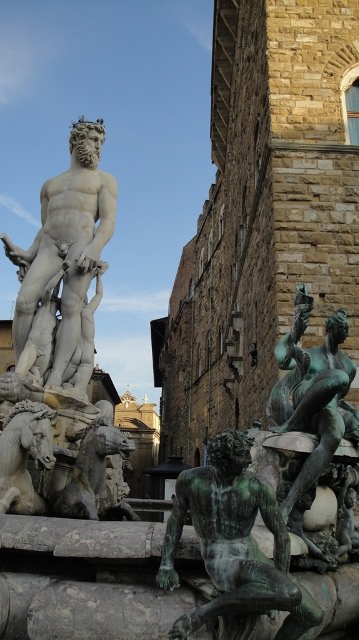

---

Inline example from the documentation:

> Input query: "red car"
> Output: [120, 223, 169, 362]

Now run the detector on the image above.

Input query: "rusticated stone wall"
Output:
[158, 0, 359, 464]
[160, 238, 197, 462]
[272, 147, 359, 406]
[186, 0, 278, 439]
[266, 0, 359, 405]
[266, 0, 359, 144]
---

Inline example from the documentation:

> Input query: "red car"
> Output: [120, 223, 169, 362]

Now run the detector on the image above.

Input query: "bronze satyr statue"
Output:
[156, 430, 323, 640]
[268, 285, 358, 522]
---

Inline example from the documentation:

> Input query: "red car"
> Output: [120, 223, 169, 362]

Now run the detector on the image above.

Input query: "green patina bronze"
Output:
[268, 285, 359, 521]
[156, 430, 323, 640]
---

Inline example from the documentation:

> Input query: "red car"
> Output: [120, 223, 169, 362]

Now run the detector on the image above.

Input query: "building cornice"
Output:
[270, 141, 359, 155]
[211, 0, 239, 173]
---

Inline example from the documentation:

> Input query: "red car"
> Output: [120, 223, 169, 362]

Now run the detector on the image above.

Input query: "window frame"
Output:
[341, 67, 359, 144]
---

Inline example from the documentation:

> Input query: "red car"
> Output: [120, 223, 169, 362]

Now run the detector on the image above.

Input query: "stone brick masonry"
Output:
[157, 0, 359, 465]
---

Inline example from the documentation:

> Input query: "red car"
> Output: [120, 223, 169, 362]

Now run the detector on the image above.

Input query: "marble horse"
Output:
[0, 400, 56, 515]
[50, 423, 135, 519]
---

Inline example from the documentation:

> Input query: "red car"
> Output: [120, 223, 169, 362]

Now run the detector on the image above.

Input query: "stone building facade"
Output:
[115, 390, 160, 498]
[152, 0, 359, 466]
[0, 321, 14, 374]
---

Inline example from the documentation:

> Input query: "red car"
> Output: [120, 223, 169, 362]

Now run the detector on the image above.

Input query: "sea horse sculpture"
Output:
[51, 421, 135, 519]
[0, 400, 56, 514]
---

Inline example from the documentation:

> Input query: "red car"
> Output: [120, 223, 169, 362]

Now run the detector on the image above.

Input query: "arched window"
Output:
[218, 324, 224, 357]
[253, 119, 260, 186]
[207, 230, 213, 261]
[197, 344, 203, 378]
[240, 183, 248, 245]
[218, 204, 225, 239]
[206, 332, 211, 369]
[341, 68, 359, 144]
[199, 247, 205, 278]
[188, 278, 194, 300]
[345, 78, 359, 144]
[194, 448, 200, 467]
[235, 398, 239, 429]
[234, 229, 239, 280]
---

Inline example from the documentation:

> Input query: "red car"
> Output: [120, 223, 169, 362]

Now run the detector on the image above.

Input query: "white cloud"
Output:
[180, 16, 212, 53]
[94, 291, 168, 405]
[168, 1, 213, 53]
[0, 195, 40, 228]
[0, 23, 60, 105]
[100, 290, 169, 317]
[0, 27, 37, 104]
[94, 333, 159, 405]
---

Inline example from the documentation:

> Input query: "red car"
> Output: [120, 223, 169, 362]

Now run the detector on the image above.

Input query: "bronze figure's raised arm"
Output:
[268, 285, 358, 523]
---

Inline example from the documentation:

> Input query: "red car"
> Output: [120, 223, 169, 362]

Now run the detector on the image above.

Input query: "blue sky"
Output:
[0, 0, 216, 408]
